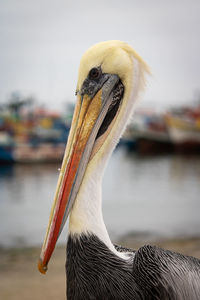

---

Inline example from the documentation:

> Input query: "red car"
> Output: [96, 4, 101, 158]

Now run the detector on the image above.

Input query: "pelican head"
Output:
[38, 40, 149, 274]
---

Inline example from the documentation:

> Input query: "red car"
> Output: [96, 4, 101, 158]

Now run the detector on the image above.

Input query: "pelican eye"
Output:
[89, 67, 101, 80]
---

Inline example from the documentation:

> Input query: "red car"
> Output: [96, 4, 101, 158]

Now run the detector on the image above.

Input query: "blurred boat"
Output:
[123, 108, 173, 154]
[165, 115, 200, 143]
[165, 106, 200, 153]
[0, 106, 69, 163]
[0, 132, 14, 163]
[13, 143, 66, 163]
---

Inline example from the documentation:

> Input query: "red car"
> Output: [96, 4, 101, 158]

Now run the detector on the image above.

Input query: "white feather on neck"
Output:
[69, 57, 145, 259]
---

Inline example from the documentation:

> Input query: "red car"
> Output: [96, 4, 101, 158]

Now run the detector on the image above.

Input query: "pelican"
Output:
[38, 41, 200, 299]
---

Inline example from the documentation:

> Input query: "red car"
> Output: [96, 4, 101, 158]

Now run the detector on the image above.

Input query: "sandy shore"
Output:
[1, 237, 200, 300]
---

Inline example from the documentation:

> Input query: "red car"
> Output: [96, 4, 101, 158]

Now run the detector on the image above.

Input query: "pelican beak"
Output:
[38, 74, 120, 274]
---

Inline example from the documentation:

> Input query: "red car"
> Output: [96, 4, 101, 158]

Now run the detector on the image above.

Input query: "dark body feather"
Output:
[66, 234, 200, 300]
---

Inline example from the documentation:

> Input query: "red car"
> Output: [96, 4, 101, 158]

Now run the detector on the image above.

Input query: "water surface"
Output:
[0, 149, 200, 247]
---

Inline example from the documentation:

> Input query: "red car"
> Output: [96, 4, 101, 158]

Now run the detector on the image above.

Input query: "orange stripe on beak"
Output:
[38, 90, 102, 273]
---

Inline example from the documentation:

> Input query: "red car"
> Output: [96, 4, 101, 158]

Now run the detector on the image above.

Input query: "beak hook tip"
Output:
[38, 259, 48, 275]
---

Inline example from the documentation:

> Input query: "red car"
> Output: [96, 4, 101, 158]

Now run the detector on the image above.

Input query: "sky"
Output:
[0, 0, 200, 111]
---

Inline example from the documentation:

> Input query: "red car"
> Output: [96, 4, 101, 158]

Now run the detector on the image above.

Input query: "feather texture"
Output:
[66, 234, 200, 300]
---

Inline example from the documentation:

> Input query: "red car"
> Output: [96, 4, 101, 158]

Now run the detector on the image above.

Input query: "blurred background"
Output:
[0, 0, 200, 299]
